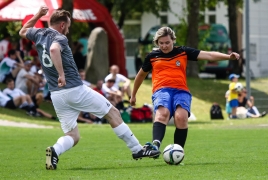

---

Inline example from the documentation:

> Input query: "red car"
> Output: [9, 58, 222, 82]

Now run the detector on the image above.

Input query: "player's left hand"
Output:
[229, 52, 240, 60]
[130, 96, 136, 106]
[58, 76, 66, 87]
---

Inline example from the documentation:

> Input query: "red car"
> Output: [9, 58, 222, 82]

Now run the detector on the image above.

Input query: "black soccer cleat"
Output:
[132, 144, 161, 160]
[260, 111, 267, 118]
[46, 147, 59, 170]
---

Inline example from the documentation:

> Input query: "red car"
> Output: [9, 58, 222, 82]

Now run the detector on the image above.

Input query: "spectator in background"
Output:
[78, 33, 88, 58]
[0, 49, 24, 83]
[227, 74, 240, 119]
[93, 79, 105, 96]
[73, 42, 85, 70]
[225, 90, 232, 118]
[238, 88, 266, 118]
[102, 78, 123, 109]
[15, 60, 40, 97]
[0, 32, 12, 58]
[3, 78, 38, 116]
[78, 69, 95, 88]
[105, 65, 132, 100]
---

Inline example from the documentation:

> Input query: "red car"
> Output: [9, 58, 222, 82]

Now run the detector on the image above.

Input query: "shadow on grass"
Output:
[188, 121, 213, 125]
[187, 77, 268, 109]
[66, 163, 167, 171]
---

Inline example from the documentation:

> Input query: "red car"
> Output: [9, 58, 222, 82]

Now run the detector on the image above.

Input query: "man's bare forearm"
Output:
[19, 6, 48, 38]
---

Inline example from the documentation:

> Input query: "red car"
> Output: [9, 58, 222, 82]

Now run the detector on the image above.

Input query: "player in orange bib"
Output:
[130, 27, 240, 157]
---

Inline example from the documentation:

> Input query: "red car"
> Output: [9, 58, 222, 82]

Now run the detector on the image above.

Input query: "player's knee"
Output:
[174, 112, 188, 127]
[72, 134, 80, 146]
[155, 110, 169, 124]
[105, 106, 123, 127]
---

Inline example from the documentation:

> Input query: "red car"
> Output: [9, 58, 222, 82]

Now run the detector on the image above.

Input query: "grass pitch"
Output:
[0, 78, 268, 179]
[1, 122, 268, 179]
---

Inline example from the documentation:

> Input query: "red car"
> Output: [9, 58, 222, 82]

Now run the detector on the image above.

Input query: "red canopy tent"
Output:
[0, 0, 127, 76]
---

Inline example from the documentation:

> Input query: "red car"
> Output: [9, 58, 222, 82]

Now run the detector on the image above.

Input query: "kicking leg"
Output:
[104, 106, 160, 159]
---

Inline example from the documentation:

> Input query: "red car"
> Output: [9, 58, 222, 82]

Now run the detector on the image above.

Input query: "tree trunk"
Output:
[227, 0, 241, 75]
[186, 0, 200, 77]
[117, 10, 126, 29]
[62, 0, 73, 48]
[103, 1, 114, 13]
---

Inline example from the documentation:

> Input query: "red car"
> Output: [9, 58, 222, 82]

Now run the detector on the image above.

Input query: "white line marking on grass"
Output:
[0, 119, 53, 129]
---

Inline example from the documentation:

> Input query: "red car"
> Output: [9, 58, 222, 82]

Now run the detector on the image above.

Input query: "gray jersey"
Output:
[26, 28, 82, 91]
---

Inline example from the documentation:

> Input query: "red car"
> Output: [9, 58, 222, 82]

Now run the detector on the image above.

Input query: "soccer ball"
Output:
[235, 82, 243, 92]
[163, 144, 184, 165]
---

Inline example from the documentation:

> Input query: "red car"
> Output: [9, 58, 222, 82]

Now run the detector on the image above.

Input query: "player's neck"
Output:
[49, 26, 61, 34]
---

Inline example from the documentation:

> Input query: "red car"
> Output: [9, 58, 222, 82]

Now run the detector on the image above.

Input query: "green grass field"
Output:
[1, 78, 268, 179]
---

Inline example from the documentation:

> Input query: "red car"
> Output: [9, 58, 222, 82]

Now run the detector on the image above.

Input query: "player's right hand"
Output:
[38, 6, 49, 17]
[130, 96, 136, 106]
[58, 76, 66, 87]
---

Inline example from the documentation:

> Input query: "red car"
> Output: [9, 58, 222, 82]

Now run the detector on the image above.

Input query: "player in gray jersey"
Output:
[19, 6, 160, 170]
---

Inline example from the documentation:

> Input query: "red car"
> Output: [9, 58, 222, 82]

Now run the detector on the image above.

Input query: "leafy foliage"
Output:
[97, 0, 170, 29]
[0, 21, 22, 42]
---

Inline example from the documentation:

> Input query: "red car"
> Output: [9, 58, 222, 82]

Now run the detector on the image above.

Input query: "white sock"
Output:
[113, 122, 142, 154]
[53, 136, 74, 156]
[252, 106, 260, 116]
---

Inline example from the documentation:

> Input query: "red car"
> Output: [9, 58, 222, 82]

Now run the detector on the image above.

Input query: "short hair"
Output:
[5, 78, 13, 84]
[153, 27, 176, 47]
[8, 49, 16, 57]
[78, 69, 85, 73]
[50, 9, 71, 26]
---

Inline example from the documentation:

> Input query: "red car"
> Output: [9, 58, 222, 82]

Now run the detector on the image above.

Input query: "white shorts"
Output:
[51, 84, 112, 133]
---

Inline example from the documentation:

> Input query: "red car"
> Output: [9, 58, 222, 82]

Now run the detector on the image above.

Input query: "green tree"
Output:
[62, 0, 73, 48]
[200, 0, 260, 75]
[227, 0, 240, 74]
[98, 0, 170, 29]
[186, 0, 200, 77]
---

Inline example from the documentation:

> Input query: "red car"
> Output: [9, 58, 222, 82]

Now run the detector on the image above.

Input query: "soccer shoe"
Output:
[132, 144, 160, 160]
[143, 142, 160, 159]
[260, 111, 267, 117]
[46, 147, 59, 170]
[151, 142, 160, 159]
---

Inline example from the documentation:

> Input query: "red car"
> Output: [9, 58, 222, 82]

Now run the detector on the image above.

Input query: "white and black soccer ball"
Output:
[163, 144, 184, 165]
[235, 82, 243, 92]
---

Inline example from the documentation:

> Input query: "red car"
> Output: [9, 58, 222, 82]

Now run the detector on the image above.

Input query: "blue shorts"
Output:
[152, 88, 192, 118]
[229, 99, 238, 108]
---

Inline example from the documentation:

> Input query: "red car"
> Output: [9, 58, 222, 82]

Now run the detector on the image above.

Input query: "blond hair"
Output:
[153, 27, 176, 47]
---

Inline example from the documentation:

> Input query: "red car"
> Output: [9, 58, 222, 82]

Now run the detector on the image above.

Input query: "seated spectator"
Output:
[102, 78, 123, 109]
[93, 79, 105, 96]
[0, 89, 36, 116]
[105, 65, 132, 100]
[15, 60, 40, 97]
[3, 78, 39, 116]
[77, 112, 102, 124]
[238, 88, 266, 118]
[79, 69, 95, 88]
[0, 49, 24, 83]
[4, 78, 57, 119]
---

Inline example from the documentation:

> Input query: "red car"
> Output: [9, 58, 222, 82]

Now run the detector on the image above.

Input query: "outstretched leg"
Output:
[104, 106, 160, 159]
